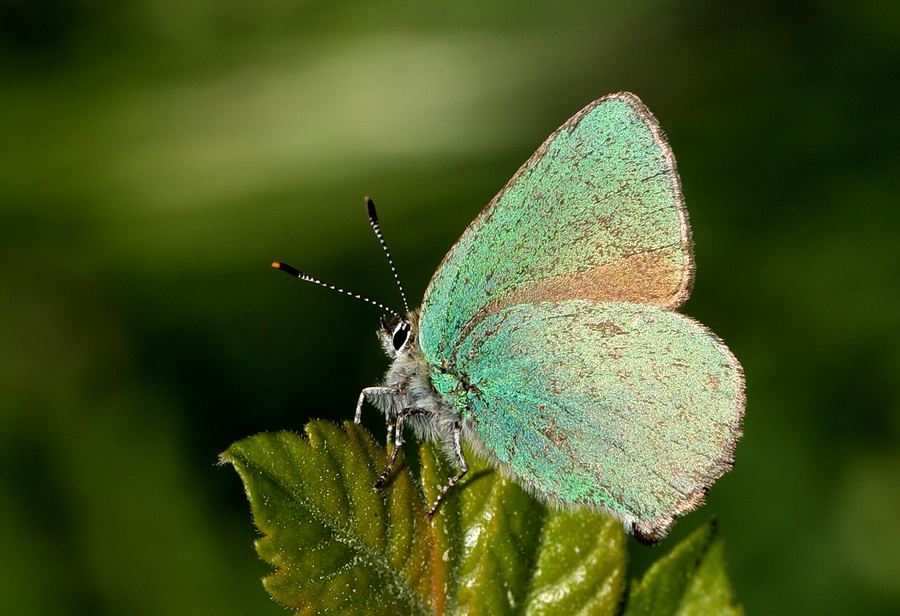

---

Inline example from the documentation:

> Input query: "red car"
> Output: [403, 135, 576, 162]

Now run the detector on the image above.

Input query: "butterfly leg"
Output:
[426, 420, 469, 518]
[374, 407, 428, 489]
[354, 386, 396, 423]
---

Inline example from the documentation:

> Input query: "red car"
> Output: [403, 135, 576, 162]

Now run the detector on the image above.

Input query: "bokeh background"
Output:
[2, 1, 898, 614]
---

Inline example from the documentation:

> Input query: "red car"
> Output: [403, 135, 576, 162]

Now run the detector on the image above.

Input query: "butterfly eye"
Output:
[392, 321, 411, 351]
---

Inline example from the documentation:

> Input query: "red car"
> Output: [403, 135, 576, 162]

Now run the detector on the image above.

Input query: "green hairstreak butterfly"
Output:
[274, 92, 744, 544]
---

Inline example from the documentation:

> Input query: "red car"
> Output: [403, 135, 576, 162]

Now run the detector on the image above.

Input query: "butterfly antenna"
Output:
[271, 262, 402, 319]
[365, 197, 410, 314]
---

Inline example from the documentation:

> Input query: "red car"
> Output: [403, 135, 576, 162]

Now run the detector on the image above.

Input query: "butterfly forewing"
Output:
[419, 93, 693, 367]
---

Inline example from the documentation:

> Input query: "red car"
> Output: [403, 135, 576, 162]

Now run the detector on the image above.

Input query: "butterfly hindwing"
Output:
[455, 299, 744, 536]
[420, 93, 692, 367]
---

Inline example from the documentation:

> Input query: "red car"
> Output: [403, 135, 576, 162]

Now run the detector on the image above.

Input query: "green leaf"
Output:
[222, 422, 433, 615]
[622, 520, 743, 616]
[221, 420, 627, 615]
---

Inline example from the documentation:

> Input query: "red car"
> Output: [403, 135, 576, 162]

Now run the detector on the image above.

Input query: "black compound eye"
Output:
[392, 321, 410, 351]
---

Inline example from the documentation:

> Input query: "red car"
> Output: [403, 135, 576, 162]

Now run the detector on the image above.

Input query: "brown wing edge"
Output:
[422, 92, 695, 311]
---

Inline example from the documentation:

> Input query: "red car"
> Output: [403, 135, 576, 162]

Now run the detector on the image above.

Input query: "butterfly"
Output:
[274, 92, 744, 544]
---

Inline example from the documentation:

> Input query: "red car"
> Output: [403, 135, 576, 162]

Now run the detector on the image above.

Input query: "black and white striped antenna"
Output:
[271, 262, 403, 319]
[365, 197, 410, 314]
[271, 197, 409, 319]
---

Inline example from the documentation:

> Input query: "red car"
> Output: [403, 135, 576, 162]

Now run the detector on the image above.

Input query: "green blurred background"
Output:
[2, 1, 898, 614]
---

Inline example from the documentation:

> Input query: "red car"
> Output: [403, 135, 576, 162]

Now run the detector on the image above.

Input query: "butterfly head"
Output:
[379, 315, 413, 359]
